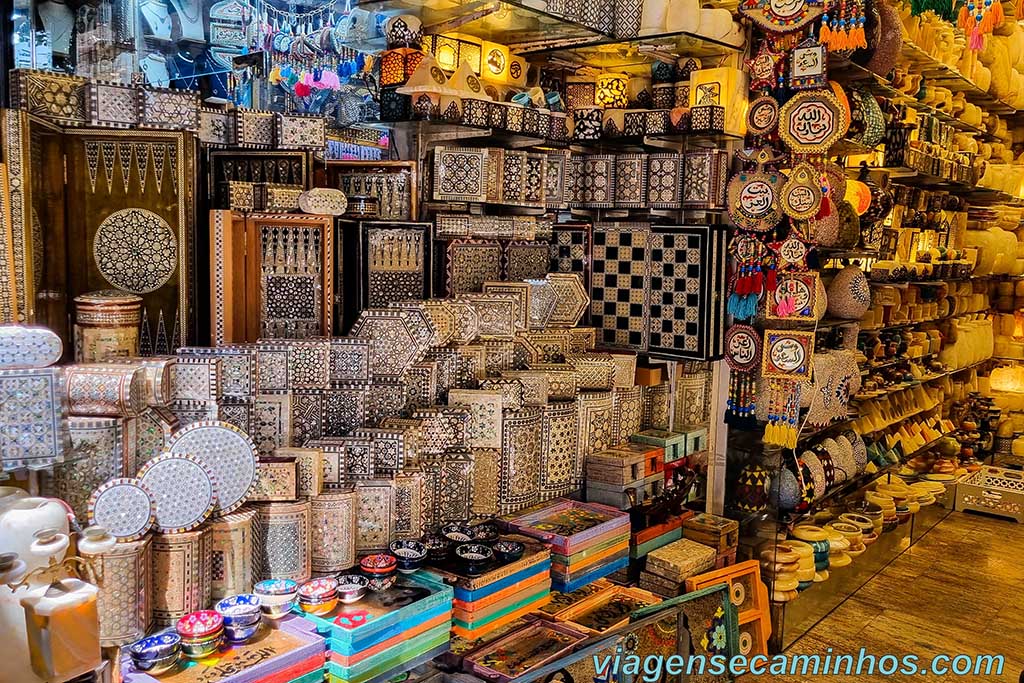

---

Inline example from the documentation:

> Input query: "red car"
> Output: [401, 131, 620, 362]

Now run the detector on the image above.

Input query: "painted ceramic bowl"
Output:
[253, 579, 299, 619]
[492, 539, 525, 564]
[468, 522, 501, 544]
[214, 594, 261, 627]
[421, 533, 449, 562]
[179, 631, 223, 659]
[440, 523, 473, 545]
[360, 553, 398, 576]
[176, 610, 223, 639]
[130, 649, 180, 675]
[224, 620, 262, 644]
[335, 574, 369, 604]
[298, 577, 339, 615]
[366, 573, 398, 593]
[128, 632, 181, 661]
[389, 540, 427, 574]
[454, 543, 494, 576]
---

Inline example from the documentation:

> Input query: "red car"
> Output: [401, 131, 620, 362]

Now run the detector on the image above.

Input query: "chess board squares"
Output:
[329, 337, 371, 383]
[447, 240, 502, 296]
[647, 226, 727, 361]
[590, 224, 650, 350]
[549, 223, 591, 288]
[433, 146, 490, 202]
[504, 241, 550, 282]
[614, 154, 647, 209]
[178, 346, 256, 399]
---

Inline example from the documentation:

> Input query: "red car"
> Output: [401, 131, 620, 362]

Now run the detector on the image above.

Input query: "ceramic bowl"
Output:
[224, 620, 262, 643]
[180, 630, 223, 659]
[492, 539, 525, 564]
[176, 610, 223, 640]
[335, 574, 369, 604]
[366, 573, 398, 592]
[360, 553, 398, 575]
[130, 649, 180, 675]
[468, 522, 501, 545]
[214, 594, 262, 627]
[253, 579, 299, 619]
[421, 533, 449, 562]
[439, 522, 473, 545]
[455, 543, 494, 576]
[389, 540, 427, 574]
[128, 632, 181, 661]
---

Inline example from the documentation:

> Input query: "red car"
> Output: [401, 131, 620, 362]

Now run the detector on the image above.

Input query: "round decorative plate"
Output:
[747, 95, 779, 136]
[87, 477, 156, 541]
[137, 453, 218, 533]
[779, 89, 849, 155]
[725, 325, 761, 372]
[93, 208, 178, 294]
[298, 188, 348, 216]
[167, 421, 258, 515]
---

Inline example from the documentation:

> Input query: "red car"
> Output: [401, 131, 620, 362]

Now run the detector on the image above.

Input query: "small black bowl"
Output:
[421, 533, 449, 562]
[389, 539, 427, 574]
[440, 522, 473, 545]
[454, 543, 495, 576]
[468, 522, 501, 545]
[492, 539, 525, 564]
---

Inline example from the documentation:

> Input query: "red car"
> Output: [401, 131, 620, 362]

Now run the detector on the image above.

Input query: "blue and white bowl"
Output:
[214, 594, 262, 627]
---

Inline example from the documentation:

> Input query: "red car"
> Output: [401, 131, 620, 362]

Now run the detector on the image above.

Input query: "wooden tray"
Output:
[499, 498, 629, 555]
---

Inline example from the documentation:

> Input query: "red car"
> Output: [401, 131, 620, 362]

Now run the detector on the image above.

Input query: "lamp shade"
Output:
[596, 73, 629, 109]
[380, 48, 426, 87]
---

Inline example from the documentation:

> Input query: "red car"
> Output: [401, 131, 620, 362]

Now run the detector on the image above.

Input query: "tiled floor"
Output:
[770, 511, 1023, 682]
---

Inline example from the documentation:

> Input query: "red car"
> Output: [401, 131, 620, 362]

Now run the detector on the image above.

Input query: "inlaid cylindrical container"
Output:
[252, 500, 311, 583]
[44, 416, 128, 520]
[208, 508, 256, 600]
[499, 406, 541, 515]
[80, 535, 151, 646]
[135, 356, 176, 407]
[611, 385, 643, 445]
[310, 490, 357, 575]
[420, 449, 475, 526]
[74, 290, 143, 362]
[65, 363, 148, 418]
[151, 527, 211, 627]
[538, 401, 580, 501]
[641, 383, 671, 431]
[576, 391, 615, 466]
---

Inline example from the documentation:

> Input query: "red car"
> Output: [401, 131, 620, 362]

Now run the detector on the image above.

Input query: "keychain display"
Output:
[728, 234, 772, 319]
[725, 324, 761, 428]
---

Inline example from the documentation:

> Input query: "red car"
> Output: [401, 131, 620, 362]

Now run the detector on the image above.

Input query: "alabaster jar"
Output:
[0, 498, 69, 574]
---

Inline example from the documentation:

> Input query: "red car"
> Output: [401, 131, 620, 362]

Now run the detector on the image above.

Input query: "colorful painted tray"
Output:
[463, 619, 588, 683]
[167, 421, 259, 515]
[87, 477, 156, 541]
[325, 625, 449, 683]
[136, 453, 218, 533]
[326, 612, 450, 667]
[553, 585, 661, 635]
[499, 498, 630, 555]
[552, 554, 629, 593]
[452, 571, 550, 613]
[324, 600, 451, 657]
[326, 641, 450, 683]
[453, 581, 552, 625]
[296, 572, 452, 648]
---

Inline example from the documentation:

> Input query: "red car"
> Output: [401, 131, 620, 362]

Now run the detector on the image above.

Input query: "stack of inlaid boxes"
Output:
[638, 512, 740, 596]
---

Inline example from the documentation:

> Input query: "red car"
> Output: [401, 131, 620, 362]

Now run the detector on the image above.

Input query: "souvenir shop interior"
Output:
[2, 0, 1024, 680]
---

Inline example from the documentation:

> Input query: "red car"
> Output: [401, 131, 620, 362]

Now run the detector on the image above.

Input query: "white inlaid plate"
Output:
[137, 453, 218, 533]
[167, 420, 258, 514]
[87, 477, 156, 541]
[0, 325, 63, 369]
